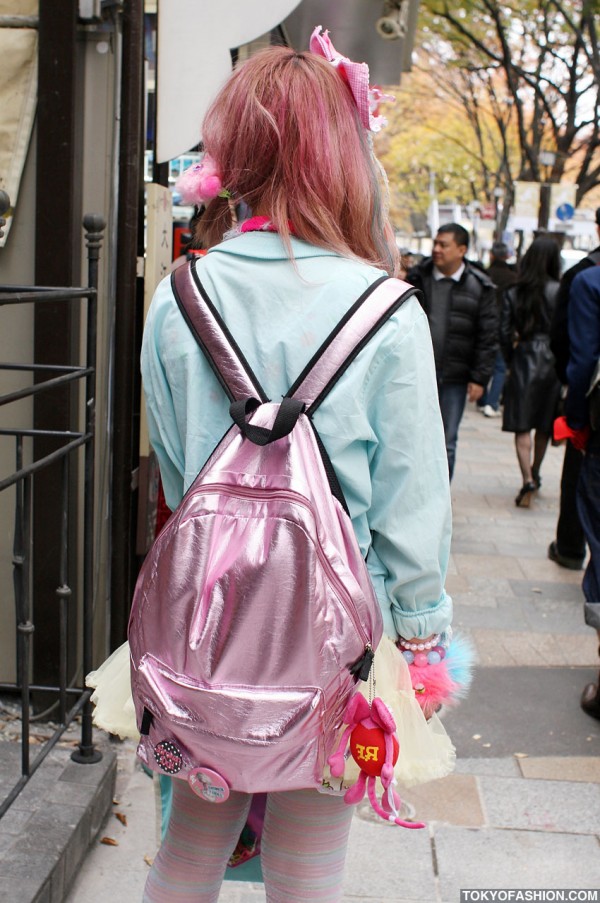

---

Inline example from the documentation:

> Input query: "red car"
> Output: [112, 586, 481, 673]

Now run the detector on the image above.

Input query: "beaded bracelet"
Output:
[397, 628, 452, 667]
[397, 634, 440, 653]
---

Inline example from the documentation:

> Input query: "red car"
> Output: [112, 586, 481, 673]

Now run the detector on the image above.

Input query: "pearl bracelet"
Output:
[397, 628, 452, 667]
[397, 634, 440, 653]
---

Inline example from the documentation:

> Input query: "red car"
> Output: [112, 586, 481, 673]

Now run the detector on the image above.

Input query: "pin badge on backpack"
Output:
[188, 767, 231, 803]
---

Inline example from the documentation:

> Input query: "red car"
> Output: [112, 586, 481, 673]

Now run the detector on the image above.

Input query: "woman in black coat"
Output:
[501, 237, 561, 507]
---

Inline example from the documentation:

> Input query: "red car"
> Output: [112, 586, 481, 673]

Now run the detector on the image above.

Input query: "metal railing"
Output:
[0, 197, 106, 819]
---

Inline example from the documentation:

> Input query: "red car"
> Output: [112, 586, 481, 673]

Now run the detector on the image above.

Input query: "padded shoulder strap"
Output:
[171, 259, 269, 403]
[287, 276, 418, 414]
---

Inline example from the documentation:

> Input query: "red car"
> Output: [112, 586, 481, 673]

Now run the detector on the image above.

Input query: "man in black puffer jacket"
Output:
[407, 223, 498, 479]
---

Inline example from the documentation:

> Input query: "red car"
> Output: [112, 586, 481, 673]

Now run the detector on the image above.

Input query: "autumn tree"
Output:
[420, 0, 600, 203]
[375, 67, 515, 231]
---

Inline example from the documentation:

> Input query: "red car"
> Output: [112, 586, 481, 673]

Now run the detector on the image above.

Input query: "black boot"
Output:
[581, 647, 600, 720]
[580, 676, 600, 720]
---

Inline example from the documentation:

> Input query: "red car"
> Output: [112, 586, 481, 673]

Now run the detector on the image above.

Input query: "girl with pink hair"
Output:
[90, 31, 454, 902]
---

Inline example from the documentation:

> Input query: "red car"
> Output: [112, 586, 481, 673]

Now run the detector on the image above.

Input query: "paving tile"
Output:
[478, 775, 600, 833]
[452, 553, 527, 579]
[453, 604, 531, 633]
[59, 757, 114, 787]
[402, 773, 485, 827]
[494, 541, 551, 558]
[464, 576, 517, 596]
[469, 628, 599, 667]
[433, 825, 600, 901]
[510, 578, 585, 600]
[0, 877, 44, 903]
[454, 757, 521, 778]
[517, 755, 600, 783]
[445, 574, 470, 594]
[450, 591, 499, 609]
[515, 557, 585, 583]
[443, 666, 600, 758]
[343, 817, 437, 901]
[0, 847, 58, 882]
[44, 780, 96, 808]
[451, 541, 499, 556]
[0, 806, 32, 835]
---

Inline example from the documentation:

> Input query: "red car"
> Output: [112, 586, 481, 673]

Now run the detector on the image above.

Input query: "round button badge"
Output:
[154, 740, 183, 775]
[188, 767, 230, 803]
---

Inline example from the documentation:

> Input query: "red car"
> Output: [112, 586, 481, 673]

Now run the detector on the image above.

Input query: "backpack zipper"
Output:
[192, 482, 373, 649]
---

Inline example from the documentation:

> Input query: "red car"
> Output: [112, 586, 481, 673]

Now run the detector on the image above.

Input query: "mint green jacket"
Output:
[141, 232, 452, 639]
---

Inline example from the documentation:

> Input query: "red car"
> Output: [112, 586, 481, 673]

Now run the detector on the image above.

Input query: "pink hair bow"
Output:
[309, 26, 394, 132]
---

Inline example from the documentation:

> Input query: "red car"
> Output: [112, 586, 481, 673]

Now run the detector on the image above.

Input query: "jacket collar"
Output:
[417, 256, 475, 286]
[207, 232, 341, 262]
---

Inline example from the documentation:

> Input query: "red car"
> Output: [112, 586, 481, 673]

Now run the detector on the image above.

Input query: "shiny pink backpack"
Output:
[128, 261, 415, 800]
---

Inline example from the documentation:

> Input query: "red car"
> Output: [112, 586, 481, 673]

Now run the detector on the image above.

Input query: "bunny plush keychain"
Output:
[328, 693, 425, 829]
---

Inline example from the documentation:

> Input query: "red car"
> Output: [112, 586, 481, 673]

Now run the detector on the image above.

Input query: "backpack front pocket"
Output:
[134, 654, 327, 792]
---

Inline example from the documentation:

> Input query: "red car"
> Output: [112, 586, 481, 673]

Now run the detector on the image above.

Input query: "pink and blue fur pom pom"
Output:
[405, 633, 475, 718]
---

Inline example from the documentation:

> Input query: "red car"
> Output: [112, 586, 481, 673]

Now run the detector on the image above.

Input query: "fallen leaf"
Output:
[112, 798, 120, 805]
[100, 837, 119, 846]
[472, 734, 482, 740]
[482, 743, 491, 748]
[115, 812, 127, 826]
[513, 752, 528, 758]
[531, 587, 542, 594]
[144, 855, 154, 867]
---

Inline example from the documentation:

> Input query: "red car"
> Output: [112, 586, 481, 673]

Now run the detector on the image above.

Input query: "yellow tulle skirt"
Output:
[86, 634, 455, 789]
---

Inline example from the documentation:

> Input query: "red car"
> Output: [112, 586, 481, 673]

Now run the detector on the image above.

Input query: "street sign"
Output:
[556, 203, 575, 222]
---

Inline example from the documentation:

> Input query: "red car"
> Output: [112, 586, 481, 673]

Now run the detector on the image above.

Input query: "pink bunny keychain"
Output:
[328, 694, 425, 829]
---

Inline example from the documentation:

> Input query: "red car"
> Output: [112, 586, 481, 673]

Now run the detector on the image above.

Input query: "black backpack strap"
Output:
[286, 275, 419, 413]
[171, 259, 269, 404]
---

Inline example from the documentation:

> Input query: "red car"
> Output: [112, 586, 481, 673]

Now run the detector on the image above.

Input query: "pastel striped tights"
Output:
[143, 779, 355, 902]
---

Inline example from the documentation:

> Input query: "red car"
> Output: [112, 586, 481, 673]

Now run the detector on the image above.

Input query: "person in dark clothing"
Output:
[548, 209, 600, 569]
[407, 223, 498, 479]
[477, 242, 517, 417]
[564, 265, 600, 719]
[500, 236, 561, 507]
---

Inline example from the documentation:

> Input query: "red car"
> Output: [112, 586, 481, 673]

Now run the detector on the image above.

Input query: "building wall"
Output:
[0, 21, 120, 681]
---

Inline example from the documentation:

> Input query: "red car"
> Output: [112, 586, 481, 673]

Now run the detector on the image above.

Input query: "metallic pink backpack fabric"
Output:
[128, 263, 415, 794]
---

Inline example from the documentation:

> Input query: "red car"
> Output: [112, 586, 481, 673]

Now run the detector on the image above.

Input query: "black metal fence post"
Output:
[72, 214, 105, 765]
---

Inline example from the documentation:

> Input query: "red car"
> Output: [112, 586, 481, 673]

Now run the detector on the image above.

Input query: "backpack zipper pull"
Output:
[350, 644, 374, 682]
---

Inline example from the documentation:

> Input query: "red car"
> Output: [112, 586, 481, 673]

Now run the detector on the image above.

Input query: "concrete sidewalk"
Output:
[5, 405, 600, 902]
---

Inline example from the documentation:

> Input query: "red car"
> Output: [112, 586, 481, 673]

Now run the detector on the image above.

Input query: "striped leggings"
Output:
[143, 779, 354, 902]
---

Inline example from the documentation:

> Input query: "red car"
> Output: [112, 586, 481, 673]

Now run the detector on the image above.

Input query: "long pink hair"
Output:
[198, 46, 398, 275]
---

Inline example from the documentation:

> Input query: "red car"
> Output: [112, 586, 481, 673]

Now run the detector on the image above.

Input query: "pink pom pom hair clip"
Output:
[174, 154, 231, 207]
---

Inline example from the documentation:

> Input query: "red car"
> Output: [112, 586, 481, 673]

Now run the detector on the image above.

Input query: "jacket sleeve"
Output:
[566, 270, 600, 430]
[469, 278, 499, 386]
[140, 279, 187, 510]
[362, 301, 453, 639]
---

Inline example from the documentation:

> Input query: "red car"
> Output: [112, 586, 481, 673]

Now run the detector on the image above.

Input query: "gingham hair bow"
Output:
[309, 26, 393, 133]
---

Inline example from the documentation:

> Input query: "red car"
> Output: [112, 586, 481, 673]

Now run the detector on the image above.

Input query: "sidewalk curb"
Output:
[0, 743, 116, 903]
